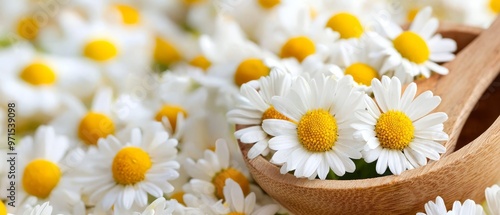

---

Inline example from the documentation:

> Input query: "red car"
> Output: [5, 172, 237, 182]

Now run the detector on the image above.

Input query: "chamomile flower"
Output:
[3, 126, 81, 214]
[372, 7, 457, 84]
[20, 202, 54, 215]
[210, 179, 280, 215]
[0, 42, 101, 124]
[418, 196, 486, 215]
[485, 184, 500, 215]
[183, 139, 251, 200]
[417, 196, 449, 215]
[77, 125, 180, 211]
[228, 69, 293, 159]
[50, 87, 117, 146]
[262, 75, 364, 179]
[353, 76, 448, 175]
[133, 197, 203, 215]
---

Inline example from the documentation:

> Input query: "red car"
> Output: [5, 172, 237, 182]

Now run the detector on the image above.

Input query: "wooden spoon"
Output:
[237, 19, 500, 214]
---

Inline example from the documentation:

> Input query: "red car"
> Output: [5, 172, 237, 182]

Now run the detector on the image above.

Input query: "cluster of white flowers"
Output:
[0, 0, 498, 214]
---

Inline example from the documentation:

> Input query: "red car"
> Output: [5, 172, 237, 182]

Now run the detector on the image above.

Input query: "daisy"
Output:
[353, 76, 448, 175]
[372, 7, 457, 84]
[262, 75, 365, 179]
[0, 42, 101, 124]
[417, 196, 448, 215]
[228, 69, 293, 159]
[19, 202, 54, 215]
[485, 184, 500, 215]
[77, 124, 180, 211]
[210, 179, 280, 215]
[418, 196, 486, 215]
[2, 126, 82, 214]
[183, 139, 251, 200]
[133, 197, 203, 215]
[49, 87, 117, 146]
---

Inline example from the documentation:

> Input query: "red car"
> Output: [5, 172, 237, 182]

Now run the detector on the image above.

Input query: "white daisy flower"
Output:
[417, 196, 486, 215]
[50, 87, 118, 146]
[353, 76, 448, 175]
[133, 197, 203, 215]
[77, 124, 180, 211]
[0, 42, 101, 123]
[440, 0, 498, 28]
[20, 202, 54, 215]
[417, 196, 449, 215]
[183, 139, 251, 200]
[210, 179, 280, 215]
[1, 126, 81, 214]
[372, 7, 457, 84]
[228, 69, 293, 159]
[485, 184, 500, 215]
[262, 75, 365, 179]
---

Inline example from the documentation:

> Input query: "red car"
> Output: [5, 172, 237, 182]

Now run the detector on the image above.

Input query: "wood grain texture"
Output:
[236, 21, 500, 215]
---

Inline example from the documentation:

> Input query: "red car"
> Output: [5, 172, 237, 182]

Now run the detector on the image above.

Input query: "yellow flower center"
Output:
[234, 58, 270, 87]
[0, 201, 6, 215]
[228, 213, 246, 215]
[280, 36, 316, 62]
[112, 147, 152, 185]
[393, 31, 430, 64]
[261, 106, 290, 121]
[115, 4, 140, 25]
[170, 192, 185, 205]
[297, 109, 337, 152]
[78, 112, 115, 145]
[406, 8, 420, 21]
[212, 168, 250, 200]
[189, 55, 211, 71]
[17, 17, 39, 40]
[22, 159, 61, 199]
[490, 0, 500, 13]
[83, 39, 118, 62]
[375, 110, 415, 150]
[19, 62, 57, 86]
[258, 0, 280, 9]
[154, 37, 182, 66]
[155, 105, 188, 131]
[183, 0, 206, 5]
[325, 12, 363, 39]
[344, 63, 379, 86]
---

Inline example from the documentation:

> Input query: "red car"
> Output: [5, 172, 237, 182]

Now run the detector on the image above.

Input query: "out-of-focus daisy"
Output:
[258, 3, 339, 64]
[50, 87, 117, 146]
[485, 184, 500, 215]
[133, 197, 203, 215]
[228, 69, 293, 159]
[210, 179, 280, 215]
[372, 7, 457, 84]
[19, 202, 54, 215]
[77, 125, 180, 211]
[183, 139, 250, 200]
[0, 0, 55, 41]
[262, 75, 364, 179]
[353, 76, 448, 175]
[2, 126, 81, 214]
[0, 42, 101, 125]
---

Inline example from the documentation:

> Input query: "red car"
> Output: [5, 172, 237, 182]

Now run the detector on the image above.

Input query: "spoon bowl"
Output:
[237, 20, 500, 214]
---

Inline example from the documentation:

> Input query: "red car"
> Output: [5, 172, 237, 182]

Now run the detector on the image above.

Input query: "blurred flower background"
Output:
[0, 0, 499, 214]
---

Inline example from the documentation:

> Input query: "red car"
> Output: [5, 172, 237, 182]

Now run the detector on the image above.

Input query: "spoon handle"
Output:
[418, 17, 500, 155]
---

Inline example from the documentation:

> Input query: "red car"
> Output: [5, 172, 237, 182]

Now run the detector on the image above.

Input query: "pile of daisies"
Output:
[0, 0, 499, 214]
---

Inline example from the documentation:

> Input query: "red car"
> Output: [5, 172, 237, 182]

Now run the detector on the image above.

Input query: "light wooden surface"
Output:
[237, 20, 500, 215]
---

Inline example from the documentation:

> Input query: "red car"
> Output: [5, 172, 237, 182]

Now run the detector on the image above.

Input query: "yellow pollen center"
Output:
[280, 36, 316, 62]
[183, 0, 206, 5]
[115, 4, 140, 25]
[0, 201, 6, 215]
[490, 0, 500, 13]
[154, 37, 182, 66]
[20, 62, 57, 86]
[155, 105, 188, 131]
[189, 55, 211, 71]
[406, 8, 420, 21]
[228, 213, 246, 215]
[261, 106, 290, 121]
[297, 109, 337, 152]
[78, 112, 115, 145]
[83, 39, 118, 62]
[258, 0, 281, 9]
[393, 31, 430, 64]
[375, 110, 415, 150]
[212, 168, 250, 200]
[234, 58, 270, 87]
[22, 159, 61, 199]
[326, 12, 363, 39]
[17, 17, 39, 40]
[344, 63, 379, 86]
[170, 192, 186, 205]
[112, 147, 152, 185]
